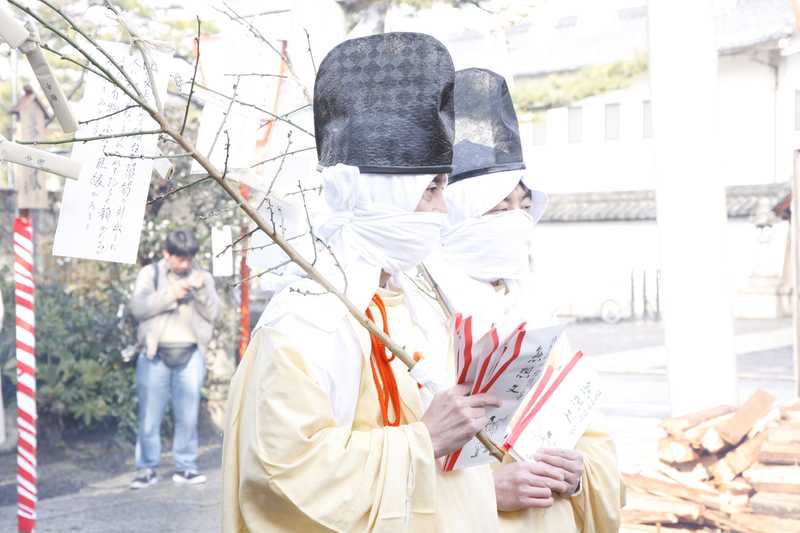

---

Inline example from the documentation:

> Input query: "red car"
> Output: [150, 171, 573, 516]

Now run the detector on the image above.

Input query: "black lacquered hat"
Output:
[314, 32, 455, 174]
[450, 68, 525, 184]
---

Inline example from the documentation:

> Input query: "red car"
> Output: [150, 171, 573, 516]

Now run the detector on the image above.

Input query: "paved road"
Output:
[0, 318, 793, 532]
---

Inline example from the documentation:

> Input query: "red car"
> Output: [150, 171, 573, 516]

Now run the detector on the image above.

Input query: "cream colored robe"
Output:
[496, 421, 624, 532]
[222, 289, 498, 532]
[492, 283, 625, 532]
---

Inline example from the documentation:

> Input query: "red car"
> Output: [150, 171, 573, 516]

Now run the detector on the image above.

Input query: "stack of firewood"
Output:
[622, 390, 800, 533]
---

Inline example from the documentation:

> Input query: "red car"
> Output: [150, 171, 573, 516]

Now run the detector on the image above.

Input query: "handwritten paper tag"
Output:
[505, 352, 602, 460]
[53, 41, 169, 264]
[444, 319, 565, 471]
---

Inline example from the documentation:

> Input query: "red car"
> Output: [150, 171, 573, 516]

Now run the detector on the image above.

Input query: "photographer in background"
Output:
[128, 229, 220, 489]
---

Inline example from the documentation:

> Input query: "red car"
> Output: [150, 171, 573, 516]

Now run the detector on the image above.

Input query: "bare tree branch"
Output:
[232, 259, 292, 288]
[258, 131, 293, 206]
[29, 0, 145, 99]
[8, 0, 153, 113]
[234, 232, 306, 255]
[105, 150, 192, 159]
[222, 227, 259, 257]
[216, 1, 313, 104]
[304, 28, 317, 74]
[147, 176, 212, 205]
[207, 78, 239, 159]
[18, 129, 162, 145]
[40, 41, 112, 82]
[221, 130, 231, 179]
[223, 73, 287, 78]
[80, 104, 138, 125]
[180, 17, 201, 136]
[190, 82, 314, 138]
[250, 146, 314, 169]
[239, 8, 291, 18]
[297, 180, 318, 266]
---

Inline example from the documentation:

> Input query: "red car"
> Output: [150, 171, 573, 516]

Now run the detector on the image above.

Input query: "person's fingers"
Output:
[538, 448, 580, 460]
[536, 453, 577, 473]
[449, 384, 472, 397]
[465, 393, 502, 408]
[527, 461, 565, 481]
[519, 496, 554, 509]
[519, 485, 552, 500]
[468, 416, 489, 434]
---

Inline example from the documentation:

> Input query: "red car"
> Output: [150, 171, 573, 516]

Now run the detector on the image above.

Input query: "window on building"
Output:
[605, 103, 621, 141]
[531, 112, 546, 145]
[642, 100, 653, 139]
[795, 91, 800, 131]
[568, 106, 582, 143]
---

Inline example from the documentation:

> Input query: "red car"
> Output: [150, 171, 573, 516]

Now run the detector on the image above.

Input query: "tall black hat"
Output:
[314, 32, 455, 174]
[449, 68, 525, 184]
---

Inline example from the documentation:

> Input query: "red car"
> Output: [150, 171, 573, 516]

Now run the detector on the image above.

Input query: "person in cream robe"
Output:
[222, 35, 502, 532]
[423, 68, 624, 533]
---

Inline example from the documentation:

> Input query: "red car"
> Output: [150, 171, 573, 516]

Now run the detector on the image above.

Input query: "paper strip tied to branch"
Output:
[0, 135, 81, 180]
[0, 5, 78, 133]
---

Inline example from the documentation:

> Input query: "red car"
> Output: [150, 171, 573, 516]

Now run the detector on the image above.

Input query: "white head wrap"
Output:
[441, 170, 548, 283]
[255, 163, 445, 333]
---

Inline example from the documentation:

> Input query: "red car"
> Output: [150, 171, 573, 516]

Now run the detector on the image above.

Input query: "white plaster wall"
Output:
[776, 51, 800, 181]
[528, 219, 787, 319]
[716, 55, 777, 185]
[520, 76, 657, 194]
[519, 53, 783, 195]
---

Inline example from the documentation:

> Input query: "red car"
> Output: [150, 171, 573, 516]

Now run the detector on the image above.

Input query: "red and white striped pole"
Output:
[13, 216, 36, 533]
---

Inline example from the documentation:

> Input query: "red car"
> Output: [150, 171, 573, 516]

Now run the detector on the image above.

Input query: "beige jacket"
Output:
[129, 259, 220, 358]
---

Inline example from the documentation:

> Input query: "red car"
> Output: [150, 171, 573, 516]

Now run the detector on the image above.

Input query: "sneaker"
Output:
[172, 470, 207, 485]
[130, 468, 158, 489]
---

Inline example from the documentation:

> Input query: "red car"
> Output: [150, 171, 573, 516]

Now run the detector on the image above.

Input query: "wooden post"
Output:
[793, 150, 800, 397]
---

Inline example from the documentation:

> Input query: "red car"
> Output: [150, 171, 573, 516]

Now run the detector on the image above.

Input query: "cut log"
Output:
[700, 426, 729, 453]
[684, 413, 734, 449]
[750, 492, 800, 519]
[716, 390, 775, 446]
[621, 508, 679, 525]
[660, 405, 736, 437]
[708, 431, 767, 485]
[658, 437, 699, 464]
[719, 511, 800, 533]
[758, 441, 800, 465]
[768, 424, 800, 444]
[656, 462, 719, 494]
[623, 473, 717, 500]
[623, 488, 703, 521]
[782, 401, 800, 422]
[715, 477, 752, 511]
[743, 465, 800, 494]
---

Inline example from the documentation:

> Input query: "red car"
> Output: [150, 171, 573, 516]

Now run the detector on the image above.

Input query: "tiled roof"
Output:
[540, 182, 791, 223]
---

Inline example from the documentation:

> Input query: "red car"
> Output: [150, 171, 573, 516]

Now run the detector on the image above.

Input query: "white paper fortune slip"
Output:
[190, 96, 259, 187]
[211, 225, 234, 277]
[53, 42, 169, 264]
[0, 135, 82, 180]
[443, 315, 566, 471]
[504, 351, 603, 461]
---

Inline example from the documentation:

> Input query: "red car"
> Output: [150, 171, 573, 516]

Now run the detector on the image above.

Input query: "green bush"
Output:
[1, 272, 141, 441]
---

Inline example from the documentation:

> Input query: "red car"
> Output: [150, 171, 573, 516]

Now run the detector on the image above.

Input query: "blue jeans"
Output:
[135, 349, 205, 472]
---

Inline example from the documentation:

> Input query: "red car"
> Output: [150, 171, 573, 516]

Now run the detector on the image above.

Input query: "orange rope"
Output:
[365, 294, 402, 427]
